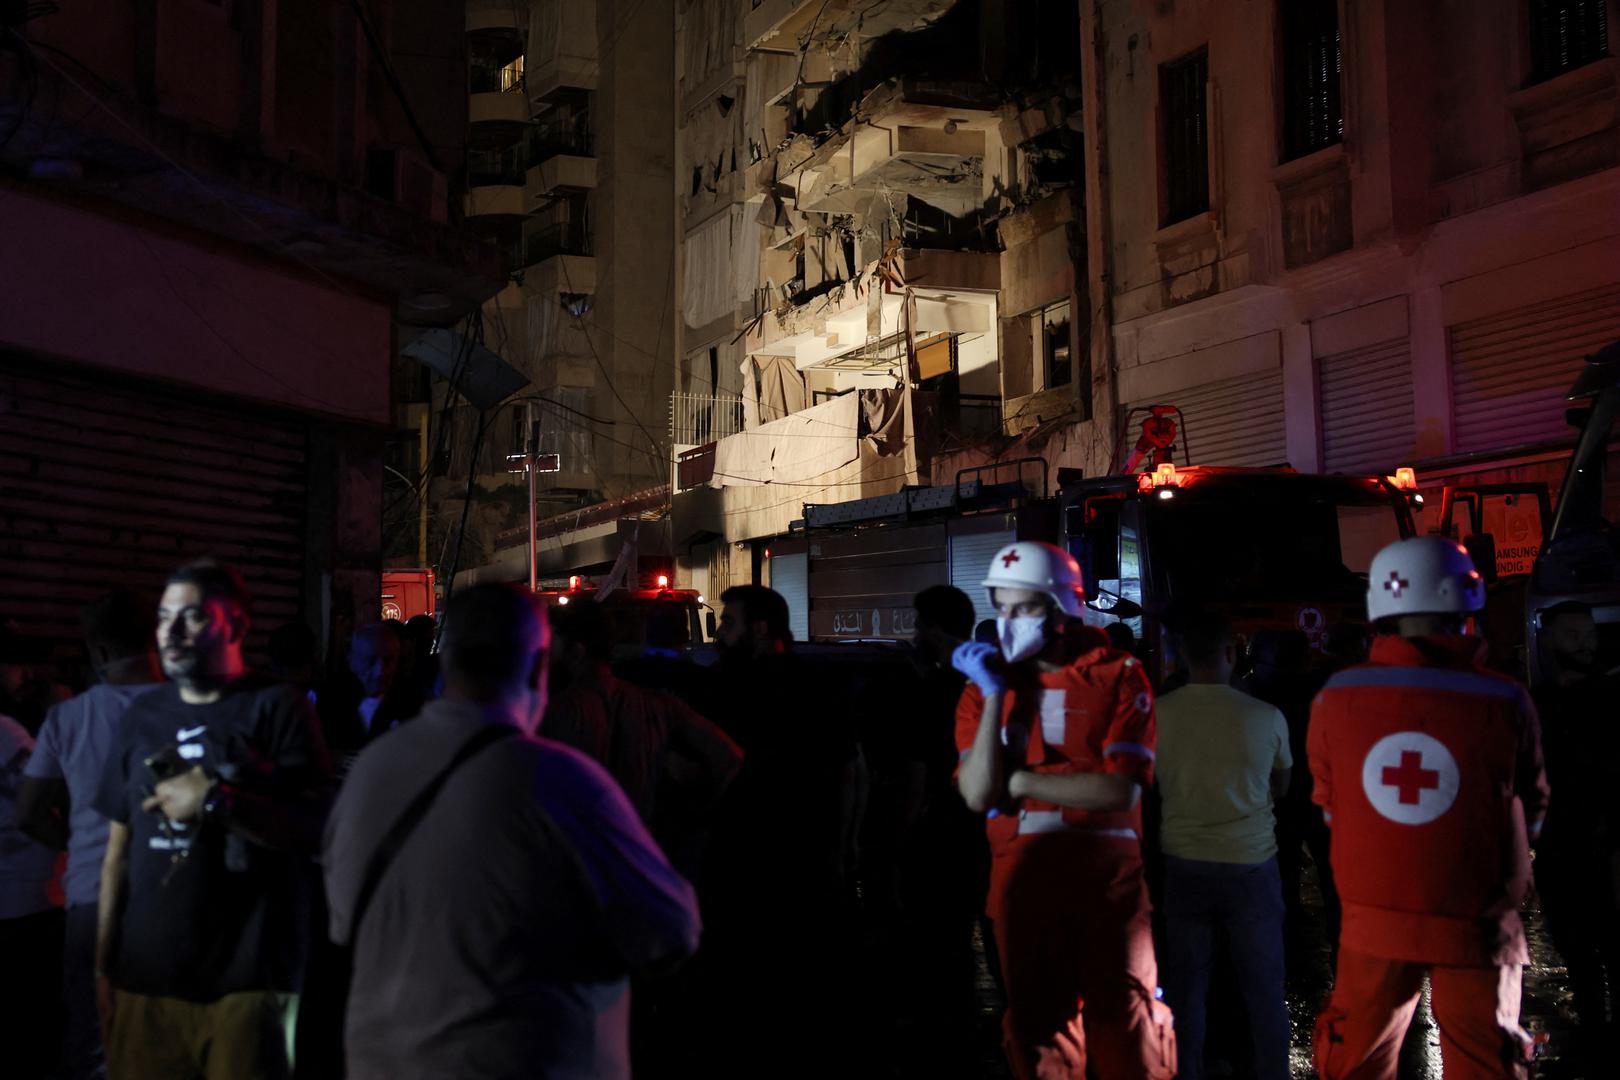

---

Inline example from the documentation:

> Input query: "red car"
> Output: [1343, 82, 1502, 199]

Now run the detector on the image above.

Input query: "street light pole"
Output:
[527, 448, 538, 593]
[507, 404, 562, 594]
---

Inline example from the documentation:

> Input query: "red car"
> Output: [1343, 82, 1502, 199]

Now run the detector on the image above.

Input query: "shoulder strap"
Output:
[350, 723, 514, 935]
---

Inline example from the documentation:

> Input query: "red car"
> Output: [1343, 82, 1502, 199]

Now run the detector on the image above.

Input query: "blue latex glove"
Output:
[952, 641, 1005, 696]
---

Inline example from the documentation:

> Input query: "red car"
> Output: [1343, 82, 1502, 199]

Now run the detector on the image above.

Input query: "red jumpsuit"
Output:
[1307, 635, 1550, 1080]
[955, 640, 1175, 1080]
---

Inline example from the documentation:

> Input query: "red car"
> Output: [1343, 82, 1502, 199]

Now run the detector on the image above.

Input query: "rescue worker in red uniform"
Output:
[953, 541, 1175, 1080]
[1308, 537, 1550, 1079]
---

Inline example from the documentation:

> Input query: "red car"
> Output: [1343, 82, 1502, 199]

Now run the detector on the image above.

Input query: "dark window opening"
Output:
[1040, 302, 1072, 390]
[1528, 1, 1610, 84]
[365, 147, 396, 201]
[1161, 49, 1210, 225]
[1280, 0, 1343, 160]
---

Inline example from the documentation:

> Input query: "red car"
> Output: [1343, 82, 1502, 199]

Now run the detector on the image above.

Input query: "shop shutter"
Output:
[1450, 283, 1620, 454]
[949, 515, 1015, 630]
[1319, 337, 1416, 473]
[0, 356, 309, 659]
[806, 524, 947, 640]
[1133, 368, 1287, 467]
[768, 550, 810, 642]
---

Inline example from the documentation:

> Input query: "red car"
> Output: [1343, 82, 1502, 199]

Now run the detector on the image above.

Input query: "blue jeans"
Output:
[1162, 855, 1289, 1080]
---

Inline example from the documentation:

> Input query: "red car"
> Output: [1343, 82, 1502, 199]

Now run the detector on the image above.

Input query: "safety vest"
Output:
[1307, 635, 1549, 966]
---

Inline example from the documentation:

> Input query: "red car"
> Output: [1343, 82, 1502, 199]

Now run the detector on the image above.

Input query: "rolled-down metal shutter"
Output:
[949, 515, 1015, 631]
[1135, 368, 1287, 467]
[0, 357, 308, 657]
[1450, 283, 1620, 454]
[1319, 337, 1415, 473]
[768, 550, 810, 642]
[807, 524, 947, 640]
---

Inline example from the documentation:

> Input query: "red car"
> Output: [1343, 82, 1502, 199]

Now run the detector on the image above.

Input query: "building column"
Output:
[1281, 322, 1321, 472]
[1408, 284, 1453, 459]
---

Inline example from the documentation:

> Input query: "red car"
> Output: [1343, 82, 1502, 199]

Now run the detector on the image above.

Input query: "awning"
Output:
[402, 327, 529, 410]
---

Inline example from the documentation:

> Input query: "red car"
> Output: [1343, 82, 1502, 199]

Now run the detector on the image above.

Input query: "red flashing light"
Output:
[568, 575, 581, 591]
[1138, 462, 1181, 493]
[1387, 466, 1419, 491]
[656, 574, 670, 589]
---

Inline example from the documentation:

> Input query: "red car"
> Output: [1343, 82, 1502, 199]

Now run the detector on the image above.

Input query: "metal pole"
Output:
[527, 455, 538, 593]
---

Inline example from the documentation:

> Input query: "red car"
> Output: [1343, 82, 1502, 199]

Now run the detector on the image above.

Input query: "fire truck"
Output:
[380, 568, 437, 622]
[1523, 339, 1620, 686]
[768, 413, 1422, 684]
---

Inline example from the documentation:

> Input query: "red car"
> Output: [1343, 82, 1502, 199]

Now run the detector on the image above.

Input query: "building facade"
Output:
[668, 0, 1620, 624]
[671, 0, 1094, 609]
[1089, 0, 1620, 557]
[0, 0, 504, 659]
[437, 0, 678, 586]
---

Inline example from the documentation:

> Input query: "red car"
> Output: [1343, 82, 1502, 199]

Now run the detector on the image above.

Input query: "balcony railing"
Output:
[515, 220, 592, 267]
[467, 145, 527, 187]
[670, 391, 745, 446]
[532, 113, 594, 160]
[677, 444, 717, 492]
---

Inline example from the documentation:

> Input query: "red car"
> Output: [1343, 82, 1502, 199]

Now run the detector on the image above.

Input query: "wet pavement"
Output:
[956, 860, 1591, 1079]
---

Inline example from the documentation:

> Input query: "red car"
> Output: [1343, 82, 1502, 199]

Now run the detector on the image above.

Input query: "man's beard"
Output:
[1554, 649, 1598, 677]
[717, 635, 754, 667]
[161, 649, 201, 681]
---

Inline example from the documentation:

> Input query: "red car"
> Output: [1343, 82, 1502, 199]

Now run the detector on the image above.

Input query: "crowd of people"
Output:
[0, 533, 1614, 1080]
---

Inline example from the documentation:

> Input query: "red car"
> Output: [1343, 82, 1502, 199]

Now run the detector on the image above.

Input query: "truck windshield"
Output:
[1150, 494, 1404, 605]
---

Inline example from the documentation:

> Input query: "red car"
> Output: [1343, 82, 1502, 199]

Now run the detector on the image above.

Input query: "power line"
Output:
[559, 258, 669, 471]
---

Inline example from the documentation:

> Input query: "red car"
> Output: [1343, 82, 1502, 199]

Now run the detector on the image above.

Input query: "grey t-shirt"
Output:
[323, 699, 701, 1080]
[24, 682, 161, 906]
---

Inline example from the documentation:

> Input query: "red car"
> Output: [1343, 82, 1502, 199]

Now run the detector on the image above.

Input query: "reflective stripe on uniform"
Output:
[1322, 666, 1524, 700]
[1104, 740, 1156, 761]
[1016, 808, 1139, 840]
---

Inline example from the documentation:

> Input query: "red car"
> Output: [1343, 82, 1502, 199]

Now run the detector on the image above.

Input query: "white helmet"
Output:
[982, 541, 1087, 618]
[1366, 537, 1485, 622]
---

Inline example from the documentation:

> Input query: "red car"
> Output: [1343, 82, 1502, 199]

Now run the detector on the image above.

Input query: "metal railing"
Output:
[515, 220, 592, 267]
[669, 391, 745, 446]
[533, 112, 594, 160]
[677, 444, 717, 492]
[467, 145, 527, 187]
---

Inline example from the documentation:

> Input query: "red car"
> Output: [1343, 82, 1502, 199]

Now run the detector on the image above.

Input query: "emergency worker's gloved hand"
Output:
[952, 641, 1005, 696]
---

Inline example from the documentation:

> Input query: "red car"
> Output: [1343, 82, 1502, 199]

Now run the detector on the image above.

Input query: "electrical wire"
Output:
[558, 258, 670, 469]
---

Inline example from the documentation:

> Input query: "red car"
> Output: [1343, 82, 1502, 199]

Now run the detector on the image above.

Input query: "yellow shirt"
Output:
[1155, 683, 1292, 864]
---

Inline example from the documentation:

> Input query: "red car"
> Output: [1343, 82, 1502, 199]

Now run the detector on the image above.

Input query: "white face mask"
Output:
[997, 615, 1049, 663]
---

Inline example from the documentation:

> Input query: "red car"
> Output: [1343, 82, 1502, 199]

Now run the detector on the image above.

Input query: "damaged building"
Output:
[671, 0, 1096, 606]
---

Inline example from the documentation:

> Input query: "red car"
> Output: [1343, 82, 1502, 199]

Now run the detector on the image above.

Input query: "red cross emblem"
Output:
[1382, 571, 1410, 597]
[1360, 732, 1458, 825]
[1381, 750, 1440, 805]
[1001, 550, 1021, 568]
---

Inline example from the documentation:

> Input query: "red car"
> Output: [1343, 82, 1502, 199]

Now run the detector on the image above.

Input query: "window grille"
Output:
[1161, 50, 1210, 224]
[1280, 0, 1343, 160]
[1528, 1, 1610, 83]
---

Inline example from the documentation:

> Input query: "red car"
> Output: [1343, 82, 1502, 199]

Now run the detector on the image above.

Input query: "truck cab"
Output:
[1526, 340, 1620, 686]
[1063, 465, 1417, 683]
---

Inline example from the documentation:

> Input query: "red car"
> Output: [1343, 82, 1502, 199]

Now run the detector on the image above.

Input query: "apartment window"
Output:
[500, 54, 525, 92]
[1280, 0, 1343, 160]
[1036, 301, 1072, 390]
[1528, 1, 1610, 83]
[1161, 50, 1210, 225]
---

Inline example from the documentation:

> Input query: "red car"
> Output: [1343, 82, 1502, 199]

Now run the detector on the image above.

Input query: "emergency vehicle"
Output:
[380, 568, 437, 622]
[533, 570, 710, 656]
[767, 414, 1422, 684]
[1524, 338, 1620, 686]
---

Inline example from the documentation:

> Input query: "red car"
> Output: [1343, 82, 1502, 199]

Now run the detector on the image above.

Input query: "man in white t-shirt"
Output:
[19, 591, 161, 1080]
[1154, 612, 1292, 1080]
